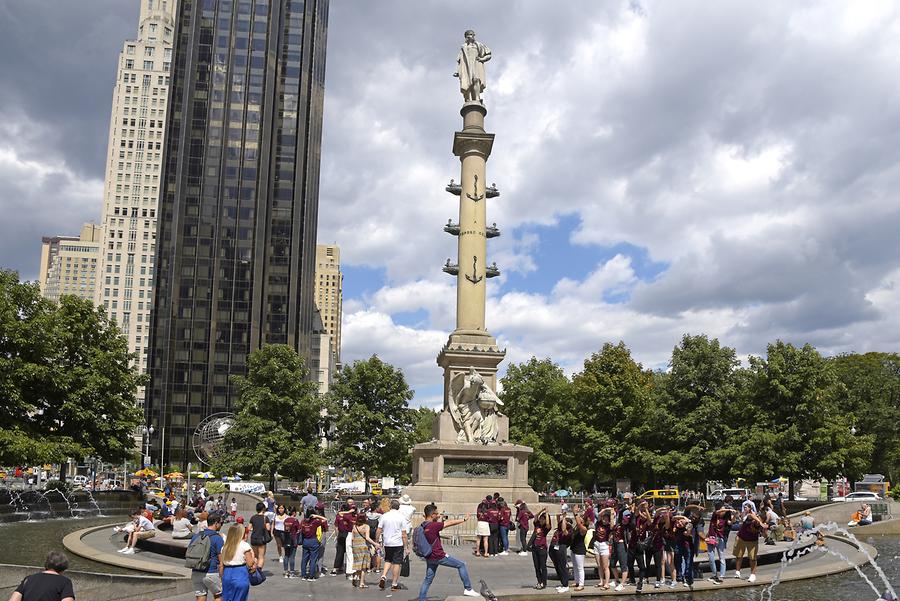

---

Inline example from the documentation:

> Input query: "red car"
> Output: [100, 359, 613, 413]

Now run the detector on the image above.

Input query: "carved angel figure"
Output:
[448, 367, 504, 443]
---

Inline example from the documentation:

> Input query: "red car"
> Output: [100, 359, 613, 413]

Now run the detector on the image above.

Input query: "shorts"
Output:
[476, 521, 490, 536]
[383, 545, 404, 564]
[136, 530, 157, 540]
[733, 537, 758, 561]
[593, 541, 610, 557]
[663, 539, 675, 553]
[192, 571, 222, 597]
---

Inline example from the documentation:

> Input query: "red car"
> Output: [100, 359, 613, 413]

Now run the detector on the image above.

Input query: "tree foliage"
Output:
[0, 270, 143, 466]
[500, 335, 886, 492]
[213, 344, 324, 488]
[326, 355, 416, 488]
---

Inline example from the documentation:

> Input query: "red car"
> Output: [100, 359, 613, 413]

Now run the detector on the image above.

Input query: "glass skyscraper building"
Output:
[147, 0, 329, 466]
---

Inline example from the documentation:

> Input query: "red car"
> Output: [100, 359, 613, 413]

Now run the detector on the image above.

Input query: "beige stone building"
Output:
[38, 224, 102, 302]
[94, 0, 176, 395]
[314, 244, 343, 367]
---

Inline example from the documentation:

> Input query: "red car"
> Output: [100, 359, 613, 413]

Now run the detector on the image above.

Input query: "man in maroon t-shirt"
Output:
[417, 505, 480, 601]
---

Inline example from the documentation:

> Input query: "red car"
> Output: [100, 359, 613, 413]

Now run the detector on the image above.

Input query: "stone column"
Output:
[452, 102, 494, 333]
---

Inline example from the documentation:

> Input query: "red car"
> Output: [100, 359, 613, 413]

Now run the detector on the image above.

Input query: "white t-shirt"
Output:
[137, 516, 156, 531]
[378, 510, 406, 546]
[398, 504, 415, 532]
[225, 540, 253, 566]
[274, 514, 287, 531]
[172, 517, 192, 537]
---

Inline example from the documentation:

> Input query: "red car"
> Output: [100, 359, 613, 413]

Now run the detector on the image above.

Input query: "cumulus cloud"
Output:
[3, 0, 900, 405]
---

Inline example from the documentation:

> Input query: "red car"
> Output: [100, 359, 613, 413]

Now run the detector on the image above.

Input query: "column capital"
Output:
[452, 131, 495, 159]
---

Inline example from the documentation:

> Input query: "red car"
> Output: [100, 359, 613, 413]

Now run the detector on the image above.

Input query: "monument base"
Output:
[405, 440, 539, 515]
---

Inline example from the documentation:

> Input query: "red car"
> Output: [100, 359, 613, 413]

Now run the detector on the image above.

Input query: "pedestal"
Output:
[405, 441, 539, 515]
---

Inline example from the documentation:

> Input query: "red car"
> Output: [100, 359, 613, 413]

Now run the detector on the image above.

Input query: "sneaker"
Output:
[391, 585, 402, 591]
[711, 577, 721, 585]
[668, 581, 676, 588]
[556, 586, 569, 593]
[122, 548, 135, 554]
[683, 581, 691, 587]
[463, 589, 481, 598]
[283, 573, 289, 578]
[734, 570, 742, 579]
[654, 581, 661, 589]
[615, 584, 624, 591]
[499, 551, 509, 556]
[708, 577, 718, 583]
[715, 577, 724, 584]
[379, 577, 386, 590]
[116, 548, 127, 553]
[636, 580, 643, 593]
[748, 574, 757, 583]
[518, 551, 528, 556]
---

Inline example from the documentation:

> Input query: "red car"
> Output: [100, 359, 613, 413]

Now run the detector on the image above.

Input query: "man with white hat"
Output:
[398, 494, 416, 537]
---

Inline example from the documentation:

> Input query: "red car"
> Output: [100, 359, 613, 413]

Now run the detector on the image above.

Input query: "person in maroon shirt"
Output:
[416, 505, 480, 600]
[583, 499, 596, 525]
[485, 498, 501, 556]
[630, 503, 654, 593]
[733, 508, 767, 583]
[330, 501, 356, 575]
[549, 512, 572, 593]
[593, 508, 613, 589]
[498, 498, 512, 555]
[514, 501, 534, 555]
[299, 509, 327, 580]
[475, 497, 490, 557]
[530, 509, 551, 589]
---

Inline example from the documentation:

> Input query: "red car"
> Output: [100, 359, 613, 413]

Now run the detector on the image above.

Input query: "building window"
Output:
[125, 59, 134, 69]
[144, 60, 154, 70]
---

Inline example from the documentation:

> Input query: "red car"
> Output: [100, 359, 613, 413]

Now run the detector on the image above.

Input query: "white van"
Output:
[708, 488, 750, 502]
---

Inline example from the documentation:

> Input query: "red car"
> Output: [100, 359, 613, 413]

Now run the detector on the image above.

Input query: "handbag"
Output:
[249, 566, 266, 586]
[400, 554, 411, 577]
[705, 535, 718, 546]
[525, 528, 537, 552]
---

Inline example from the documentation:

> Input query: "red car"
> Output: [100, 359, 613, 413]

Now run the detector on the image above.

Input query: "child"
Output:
[230, 498, 238, 521]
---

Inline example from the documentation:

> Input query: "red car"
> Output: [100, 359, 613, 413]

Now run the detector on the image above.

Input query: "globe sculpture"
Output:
[192, 412, 235, 465]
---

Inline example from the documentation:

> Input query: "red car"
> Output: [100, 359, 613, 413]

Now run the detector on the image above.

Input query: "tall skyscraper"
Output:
[38, 224, 102, 302]
[313, 243, 342, 366]
[147, 0, 329, 465]
[95, 0, 177, 400]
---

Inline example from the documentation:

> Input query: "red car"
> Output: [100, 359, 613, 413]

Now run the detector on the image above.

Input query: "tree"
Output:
[213, 345, 324, 490]
[501, 357, 577, 490]
[410, 406, 438, 444]
[326, 356, 416, 491]
[0, 270, 143, 469]
[571, 342, 662, 488]
[831, 352, 900, 483]
[744, 341, 874, 498]
[656, 334, 740, 483]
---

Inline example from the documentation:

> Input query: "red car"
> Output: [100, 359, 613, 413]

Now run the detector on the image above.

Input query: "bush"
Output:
[44, 479, 74, 493]
[205, 481, 227, 495]
[889, 487, 900, 501]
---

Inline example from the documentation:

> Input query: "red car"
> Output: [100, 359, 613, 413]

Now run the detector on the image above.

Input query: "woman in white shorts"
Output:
[593, 508, 613, 589]
[475, 497, 491, 557]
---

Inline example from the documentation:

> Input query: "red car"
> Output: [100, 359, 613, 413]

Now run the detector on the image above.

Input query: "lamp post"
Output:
[142, 425, 155, 468]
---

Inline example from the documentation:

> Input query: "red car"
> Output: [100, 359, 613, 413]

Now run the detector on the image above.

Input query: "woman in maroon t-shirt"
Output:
[530, 510, 550, 589]
[515, 502, 534, 555]
[593, 508, 613, 589]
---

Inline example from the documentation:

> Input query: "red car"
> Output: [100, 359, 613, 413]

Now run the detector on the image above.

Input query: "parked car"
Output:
[832, 491, 882, 502]
[72, 475, 89, 486]
[709, 488, 751, 502]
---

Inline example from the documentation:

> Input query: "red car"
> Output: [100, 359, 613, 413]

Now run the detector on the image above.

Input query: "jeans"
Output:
[418, 555, 472, 601]
[628, 548, 647, 583]
[708, 539, 726, 579]
[222, 565, 250, 601]
[518, 526, 528, 552]
[317, 539, 326, 574]
[677, 545, 694, 585]
[488, 523, 500, 555]
[334, 531, 347, 569]
[550, 544, 569, 587]
[532, 547, 548, 585]
[301, 538, 320, 579]
[283, 544, 297, 572]
[499, 525, 509, 552]
[571, 551, 585, 586]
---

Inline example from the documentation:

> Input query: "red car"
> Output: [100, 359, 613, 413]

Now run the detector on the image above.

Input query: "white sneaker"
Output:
[122, 548, 135, 554]
[462, 589, 481, 597]
[556, 586, 569, 593]
[116, 548, 127, 553]
[748, 574, 757, 583]
[615, 584, 624, 591]
[734, 570, 742, 579]
[498, 551, 509, 556]
[518, 551, 528, 556]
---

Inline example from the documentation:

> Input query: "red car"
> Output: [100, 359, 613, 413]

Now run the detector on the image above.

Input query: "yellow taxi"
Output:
[636, 488, 680, 502]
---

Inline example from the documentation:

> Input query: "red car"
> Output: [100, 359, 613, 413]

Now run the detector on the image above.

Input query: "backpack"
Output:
[185, 532, 212, 570]
[412, 524, 433, 559]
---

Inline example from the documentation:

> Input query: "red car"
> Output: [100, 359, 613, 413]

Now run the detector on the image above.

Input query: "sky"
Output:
[2, 1, 900, 407]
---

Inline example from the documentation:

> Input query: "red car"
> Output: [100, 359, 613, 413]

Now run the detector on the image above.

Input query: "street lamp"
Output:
[142, 425, 155, 467]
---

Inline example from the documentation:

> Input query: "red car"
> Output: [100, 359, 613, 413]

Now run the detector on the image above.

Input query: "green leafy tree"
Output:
[0, 270, 143, 468]
[326, 356, 415, 490]
[410, 406, 438, 444]
[831, 352, 900, 483]
[744, 341, 874, 497]
[571, 342, 662, 488]
[656, 334, 740, 483]
[213, 345, 324, 490]
[501, 357, 577, 490]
